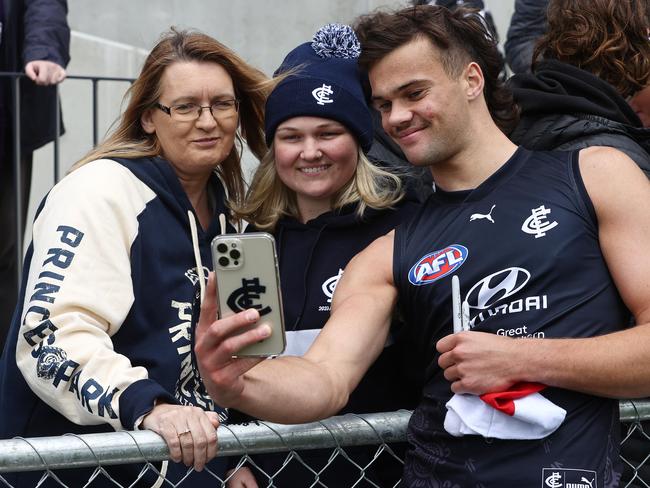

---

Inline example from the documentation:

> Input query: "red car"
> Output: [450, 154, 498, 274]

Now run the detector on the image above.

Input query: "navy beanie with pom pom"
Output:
[265, 23, 373, 152]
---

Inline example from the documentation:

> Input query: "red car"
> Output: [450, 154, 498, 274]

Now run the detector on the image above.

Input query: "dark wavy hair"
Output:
[354, 4, 518, 134]
[534, 0, 650, 98]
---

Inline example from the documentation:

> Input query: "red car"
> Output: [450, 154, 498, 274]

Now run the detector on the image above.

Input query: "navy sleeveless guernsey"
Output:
[394, 148, 629, 487]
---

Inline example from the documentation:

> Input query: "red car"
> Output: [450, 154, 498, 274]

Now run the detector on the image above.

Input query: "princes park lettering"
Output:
[20, 225, 119, 419]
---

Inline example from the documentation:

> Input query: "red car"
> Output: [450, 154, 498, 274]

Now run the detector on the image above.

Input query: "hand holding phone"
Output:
[194, 272, 270, 407]
[211, 232, 286, 357]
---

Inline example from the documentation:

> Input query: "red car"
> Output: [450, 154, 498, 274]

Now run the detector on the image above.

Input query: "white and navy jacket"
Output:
[0, 156, 235, 486]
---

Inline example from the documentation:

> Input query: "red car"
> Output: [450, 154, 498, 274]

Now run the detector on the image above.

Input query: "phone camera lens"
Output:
[217, 243, 228, 253]
[233, 260, 239, 266]
[218, 256, 230, 267]
[230, 249, 241, 259]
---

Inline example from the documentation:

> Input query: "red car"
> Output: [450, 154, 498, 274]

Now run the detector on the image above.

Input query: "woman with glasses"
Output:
[0, 28, 270, 487]
[220, 24, 420, 488]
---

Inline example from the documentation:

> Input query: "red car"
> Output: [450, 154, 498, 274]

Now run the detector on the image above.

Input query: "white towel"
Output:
[444, 383, 566, 440]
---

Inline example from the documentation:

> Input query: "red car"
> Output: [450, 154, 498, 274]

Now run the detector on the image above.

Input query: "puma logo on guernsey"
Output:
[469, 204, 496, 223]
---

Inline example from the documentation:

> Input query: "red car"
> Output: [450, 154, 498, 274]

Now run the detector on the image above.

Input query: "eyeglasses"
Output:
[155, 99, 239, 122]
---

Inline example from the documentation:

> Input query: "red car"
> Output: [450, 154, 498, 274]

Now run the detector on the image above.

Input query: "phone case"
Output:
[212, 232, 286, 356]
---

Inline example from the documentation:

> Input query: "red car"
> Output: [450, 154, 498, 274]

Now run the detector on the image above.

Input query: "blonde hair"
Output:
[233, 145, 405, 231]
[71, 28, 274, 207]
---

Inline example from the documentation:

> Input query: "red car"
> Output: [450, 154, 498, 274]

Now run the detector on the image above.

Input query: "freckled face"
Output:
[369, 37, 472, 167]
[141, 61, 239, 179]
[274, 116, 358, 213]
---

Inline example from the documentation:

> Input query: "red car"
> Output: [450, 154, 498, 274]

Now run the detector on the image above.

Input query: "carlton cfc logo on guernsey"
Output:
[408, 245, 468, 286]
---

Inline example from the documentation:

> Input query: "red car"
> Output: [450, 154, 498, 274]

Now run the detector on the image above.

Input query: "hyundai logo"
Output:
[465, 267, 531, 310]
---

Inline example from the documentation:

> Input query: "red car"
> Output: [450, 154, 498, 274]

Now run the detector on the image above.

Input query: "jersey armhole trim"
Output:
[570, 150, 598, 229]
[392, 224, 406, 293]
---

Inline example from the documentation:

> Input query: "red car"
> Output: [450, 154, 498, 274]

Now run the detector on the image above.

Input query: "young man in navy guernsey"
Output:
[195, 6, 650, 487]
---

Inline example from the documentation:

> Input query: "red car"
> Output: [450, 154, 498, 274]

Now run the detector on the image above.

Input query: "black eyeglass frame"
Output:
[155, 99, 240, 120]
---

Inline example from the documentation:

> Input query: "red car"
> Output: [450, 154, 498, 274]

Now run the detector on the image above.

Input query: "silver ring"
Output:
[178, 429, 192, 436]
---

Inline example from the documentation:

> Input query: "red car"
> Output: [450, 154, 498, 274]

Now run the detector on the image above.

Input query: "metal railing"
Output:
[0, 411, 409, 473]
[1, 71, 134, 288]
[0, 403, 649, 487]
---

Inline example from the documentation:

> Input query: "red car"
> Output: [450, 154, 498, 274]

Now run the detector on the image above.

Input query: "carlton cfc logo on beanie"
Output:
[312, 84, 334, 105]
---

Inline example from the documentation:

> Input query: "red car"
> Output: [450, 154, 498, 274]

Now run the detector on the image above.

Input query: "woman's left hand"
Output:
[141, 402, 220, 471]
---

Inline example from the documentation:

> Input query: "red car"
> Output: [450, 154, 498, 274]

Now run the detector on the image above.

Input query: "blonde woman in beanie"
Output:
[224, 24, 421, 487]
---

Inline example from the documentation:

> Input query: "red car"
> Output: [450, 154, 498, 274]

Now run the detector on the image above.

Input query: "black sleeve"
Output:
[227, 408, 258, 425]
[22, 0, 70, 67]
[504, 0, 548, 75]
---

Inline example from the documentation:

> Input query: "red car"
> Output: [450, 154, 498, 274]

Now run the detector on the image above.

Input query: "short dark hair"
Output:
[534, 0, 650, 98]
[354, 5, 518, 134]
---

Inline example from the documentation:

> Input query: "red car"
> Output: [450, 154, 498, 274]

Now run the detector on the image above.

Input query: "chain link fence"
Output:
[621, 400, 650, 488]
[0, 404, 649, 487]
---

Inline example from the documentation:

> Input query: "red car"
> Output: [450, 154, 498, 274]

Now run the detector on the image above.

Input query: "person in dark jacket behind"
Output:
[0, 0, 70, 351]
[508, 0, 650, 179]
[508, 2, 650, 486]
[504, 0, 650, 134]
[226, 24, 420, 488]
[504, 0, 548, 75]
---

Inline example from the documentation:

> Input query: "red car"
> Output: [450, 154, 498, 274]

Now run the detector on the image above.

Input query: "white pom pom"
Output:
[311, 23, 361, 59]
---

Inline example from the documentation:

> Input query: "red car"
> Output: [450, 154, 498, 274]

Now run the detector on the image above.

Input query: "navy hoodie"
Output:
[0, 157, 235, 487]
[509, 59, 650, 177]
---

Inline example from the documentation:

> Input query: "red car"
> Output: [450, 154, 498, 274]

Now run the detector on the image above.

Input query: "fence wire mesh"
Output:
[0, 404, 649, 487]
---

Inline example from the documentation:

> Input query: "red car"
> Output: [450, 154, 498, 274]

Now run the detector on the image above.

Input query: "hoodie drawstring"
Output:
[188, 210, 206, 304]
[219, 213, 227, 236]
[188, 210, 230, 304]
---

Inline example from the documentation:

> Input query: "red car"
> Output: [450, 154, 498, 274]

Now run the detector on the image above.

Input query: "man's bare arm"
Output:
[195, 232, 398, 423]
[438, 147, 650, 398]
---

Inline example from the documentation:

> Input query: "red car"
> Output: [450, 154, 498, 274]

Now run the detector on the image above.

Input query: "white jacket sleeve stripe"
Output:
[16, 159, 156, 430]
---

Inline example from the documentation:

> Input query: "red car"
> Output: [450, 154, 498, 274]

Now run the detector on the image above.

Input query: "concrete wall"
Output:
[66, 0, 401, 76]
[27, 0, 515, 235]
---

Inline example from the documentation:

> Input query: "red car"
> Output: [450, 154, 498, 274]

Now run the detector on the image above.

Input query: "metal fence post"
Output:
[92, 78, 99, 147]
[12, 75, 22, 289]
[54, 84, 61, 183]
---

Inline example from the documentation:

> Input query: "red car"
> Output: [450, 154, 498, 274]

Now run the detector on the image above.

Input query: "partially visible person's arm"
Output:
[196, 232, 398, 423]
[16, 160, 216, 469]
[226, 466, 259, 488]
[504, 0, 548, 74]
[23, 0, 70, 85]
[25, 60, 66, 85]
[630, 86, 650, 128]
[438, 147, 650, 398]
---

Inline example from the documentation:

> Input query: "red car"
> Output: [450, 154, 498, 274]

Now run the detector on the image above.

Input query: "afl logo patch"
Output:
[408, 245, 468, 286]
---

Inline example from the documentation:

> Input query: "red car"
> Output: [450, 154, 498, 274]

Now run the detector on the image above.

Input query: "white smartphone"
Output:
[211, 232, 286, 357]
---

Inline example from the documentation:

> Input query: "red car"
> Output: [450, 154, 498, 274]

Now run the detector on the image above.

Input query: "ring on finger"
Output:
[178, 429, 192, 437]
